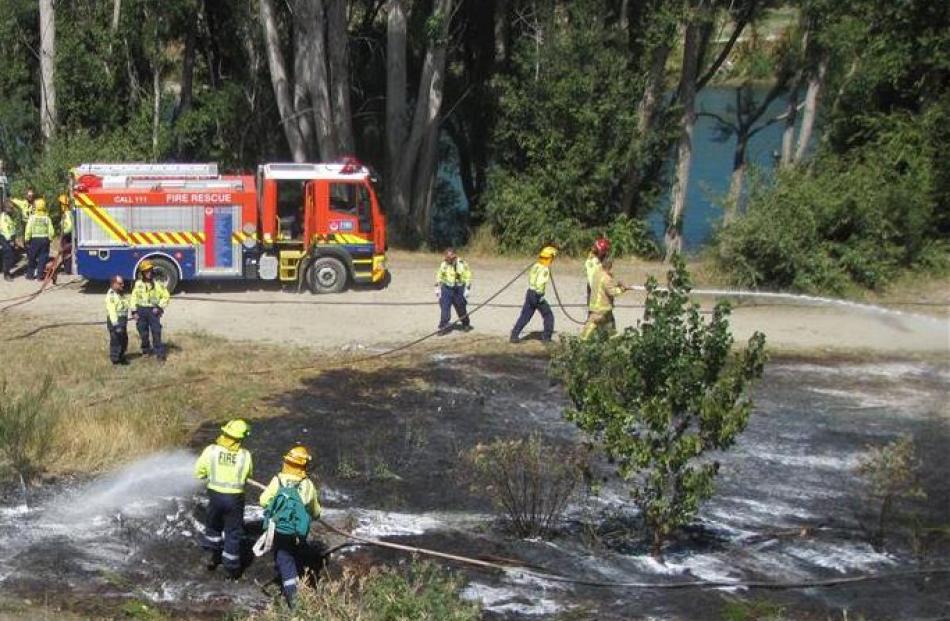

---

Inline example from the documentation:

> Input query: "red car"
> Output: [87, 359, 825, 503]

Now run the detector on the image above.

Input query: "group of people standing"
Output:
[0, 189, 73, 281]
[434, 236, 629, 342]
[194, 419, 320, 609]
[104, 260, 170, 364]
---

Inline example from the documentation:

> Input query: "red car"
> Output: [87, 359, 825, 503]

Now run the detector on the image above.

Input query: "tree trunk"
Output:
[388, 0, 454, 243]
[174, 17, 197, 123]
[292, 3, 316, 159]
[411, 120, 441, 241]
[39, 0, 57, 144]
[304, 0, 337, 160]
[328, 0, 354, 155]
[260, 0, 308, 162]
[385, 0, 408, 219]
[664, 5, 706, 261]
[151, 63, 161, 160]
[620, 41, 671, 216]
[494, 0, 509, 66]
[794, 57, 826, 163]
[112, 0, 122, 32]
[725, 136, 747, 223]
[780, 82, 798, 167]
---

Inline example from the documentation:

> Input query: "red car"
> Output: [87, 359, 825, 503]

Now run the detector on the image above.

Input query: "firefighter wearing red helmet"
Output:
[585, 236, 610, 305]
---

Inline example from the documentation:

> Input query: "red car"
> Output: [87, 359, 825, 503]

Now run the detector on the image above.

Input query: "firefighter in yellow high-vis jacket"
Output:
[195, 419, 253, 579]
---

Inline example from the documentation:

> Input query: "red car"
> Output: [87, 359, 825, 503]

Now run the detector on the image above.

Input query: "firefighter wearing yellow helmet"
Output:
[259, 445, 321, 607]
[23, 196, 54, 280]
[510, 245, 558, 343]
[129, 259, 170, 361]
[194, 419, 254, 579]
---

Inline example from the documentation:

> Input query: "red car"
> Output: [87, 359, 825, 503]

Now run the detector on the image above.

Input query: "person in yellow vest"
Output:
[585, 236, 610, 306]
[510, 245, 558, 343]
[194, 419, 253, 579]
[434, 248, 473, 334]
[259, 445, 321, 607]
[105, 275, 130, 365]
[58, 194, 73, 274]
[129, 260, 170, 361]
[0, 201, 16, 281]
[580, 257, 629, 340]
[23, 200, 54, 280]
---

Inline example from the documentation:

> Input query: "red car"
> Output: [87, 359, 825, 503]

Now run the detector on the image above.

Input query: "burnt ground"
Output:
[1, 352, 948, 620]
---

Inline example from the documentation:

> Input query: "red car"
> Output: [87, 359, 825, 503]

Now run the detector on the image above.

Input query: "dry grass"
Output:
[0, 313, 316, 474]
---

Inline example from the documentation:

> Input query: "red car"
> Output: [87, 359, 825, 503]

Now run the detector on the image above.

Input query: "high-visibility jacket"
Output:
[105, 289, 130, 324]
[528, 262, 550, 295]
[435, 259, 472, 287]
[0, 212, 15, 239]
[24, 214, 54, 241]
[130, 279, 170, 309]
[61, 211, 73, 235]
[584, 253, 602, 289]
[259, 473, 321, 518]
[588, 268, 625, 313]
[194, 442, 253, 494]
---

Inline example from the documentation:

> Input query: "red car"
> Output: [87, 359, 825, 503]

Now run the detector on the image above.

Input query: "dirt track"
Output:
[1, 251, 947, 356]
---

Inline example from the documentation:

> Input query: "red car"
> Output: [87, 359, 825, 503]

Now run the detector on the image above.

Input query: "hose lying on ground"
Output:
[244, 478, 950, 591]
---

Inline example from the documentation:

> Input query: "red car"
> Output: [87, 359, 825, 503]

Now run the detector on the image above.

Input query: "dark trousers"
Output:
[26, 238, 49, 280]
[274, 533, 304, 606]
[202, 490, 245, 573]
[0, 236, 13, 276]
[136, 307, 165, 359]
[107, 318, 129, 363]
[438, 284, 469, 330]
[511, 289, 554, 340]
[59, 234, 72, 273]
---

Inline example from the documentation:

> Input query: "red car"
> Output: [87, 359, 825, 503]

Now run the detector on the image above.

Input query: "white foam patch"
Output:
[321, 509, 491, 538]
[784, 540, 897, 573]
[710, 497, 817, 525]
[461, 582, 563, 616]
[757, 450, 861, 470]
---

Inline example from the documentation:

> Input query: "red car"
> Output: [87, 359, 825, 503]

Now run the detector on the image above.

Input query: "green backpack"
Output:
[264, 478, 311, 538]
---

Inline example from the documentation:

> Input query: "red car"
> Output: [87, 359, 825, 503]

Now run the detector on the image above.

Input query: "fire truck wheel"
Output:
[306, 256, 347, 294]
[146, 257, 180, 293]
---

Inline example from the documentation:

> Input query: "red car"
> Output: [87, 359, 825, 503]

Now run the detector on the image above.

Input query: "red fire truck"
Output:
[70, 161, 388, 293]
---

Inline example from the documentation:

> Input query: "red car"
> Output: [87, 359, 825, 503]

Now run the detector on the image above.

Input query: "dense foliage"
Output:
[717, 110, 945, 293]
[552, 259, 767, 557]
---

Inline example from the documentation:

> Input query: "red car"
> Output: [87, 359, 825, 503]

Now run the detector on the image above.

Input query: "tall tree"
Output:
[327, 0, 354, 154]
[38, 0, 57, 144]
[386, 0, 456, 244]
[261, 0, 308, 161]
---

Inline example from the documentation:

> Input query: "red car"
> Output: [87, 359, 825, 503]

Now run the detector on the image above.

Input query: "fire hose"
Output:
[242, 478, 950, 591]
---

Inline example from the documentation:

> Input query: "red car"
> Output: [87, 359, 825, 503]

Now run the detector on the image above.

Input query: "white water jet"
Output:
[53, 450, 201, 522]
[627, 284, 948, 326]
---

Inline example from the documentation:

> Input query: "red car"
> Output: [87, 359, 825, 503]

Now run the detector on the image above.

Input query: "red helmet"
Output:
[592, 237, 610, 257]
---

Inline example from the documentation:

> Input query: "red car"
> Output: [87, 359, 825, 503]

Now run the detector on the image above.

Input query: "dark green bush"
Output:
[716, 110, 946, 294]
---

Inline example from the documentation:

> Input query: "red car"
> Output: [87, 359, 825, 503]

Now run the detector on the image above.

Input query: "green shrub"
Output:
[856, 435, 926, 551]
[716, 111, 946, 294]
[552, 258, 767, 558]
[0, 376, 59, 496]
[246, 562, 479, 621]
[463, 436, 588, 537]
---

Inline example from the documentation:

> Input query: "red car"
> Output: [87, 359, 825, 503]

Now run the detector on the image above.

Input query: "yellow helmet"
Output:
[138, 259, 154, 272]
[538, 246, 558, 260]
[221, 419, 251, 439]
[283, 445, 312, 467]
[35, 200, 48, 214]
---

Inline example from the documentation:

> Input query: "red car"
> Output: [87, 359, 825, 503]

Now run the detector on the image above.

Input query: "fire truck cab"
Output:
[71, 161, 388, 293]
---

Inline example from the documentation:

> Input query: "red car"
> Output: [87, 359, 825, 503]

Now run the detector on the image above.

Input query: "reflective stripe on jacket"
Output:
[24, 214, 54, 240]
[259, 473, 321, 518]
[194, 444, 253, 494]
[0, 212, 15, 239]
[584, 253, 602, 288]
[61, 211, 73, 235]
[435, 259, 472, 287]
[588, 268, 624, 313]
[105, 289, 130, 324]
[130, 279, 170, 309]
[528, 262, 550, 295]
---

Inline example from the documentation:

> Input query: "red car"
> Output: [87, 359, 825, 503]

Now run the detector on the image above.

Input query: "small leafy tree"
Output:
[856, 434, 926, 551]
[463, 436, 588, 538]
[552, 257, 767, 558]
[0, 377, 58, 505]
